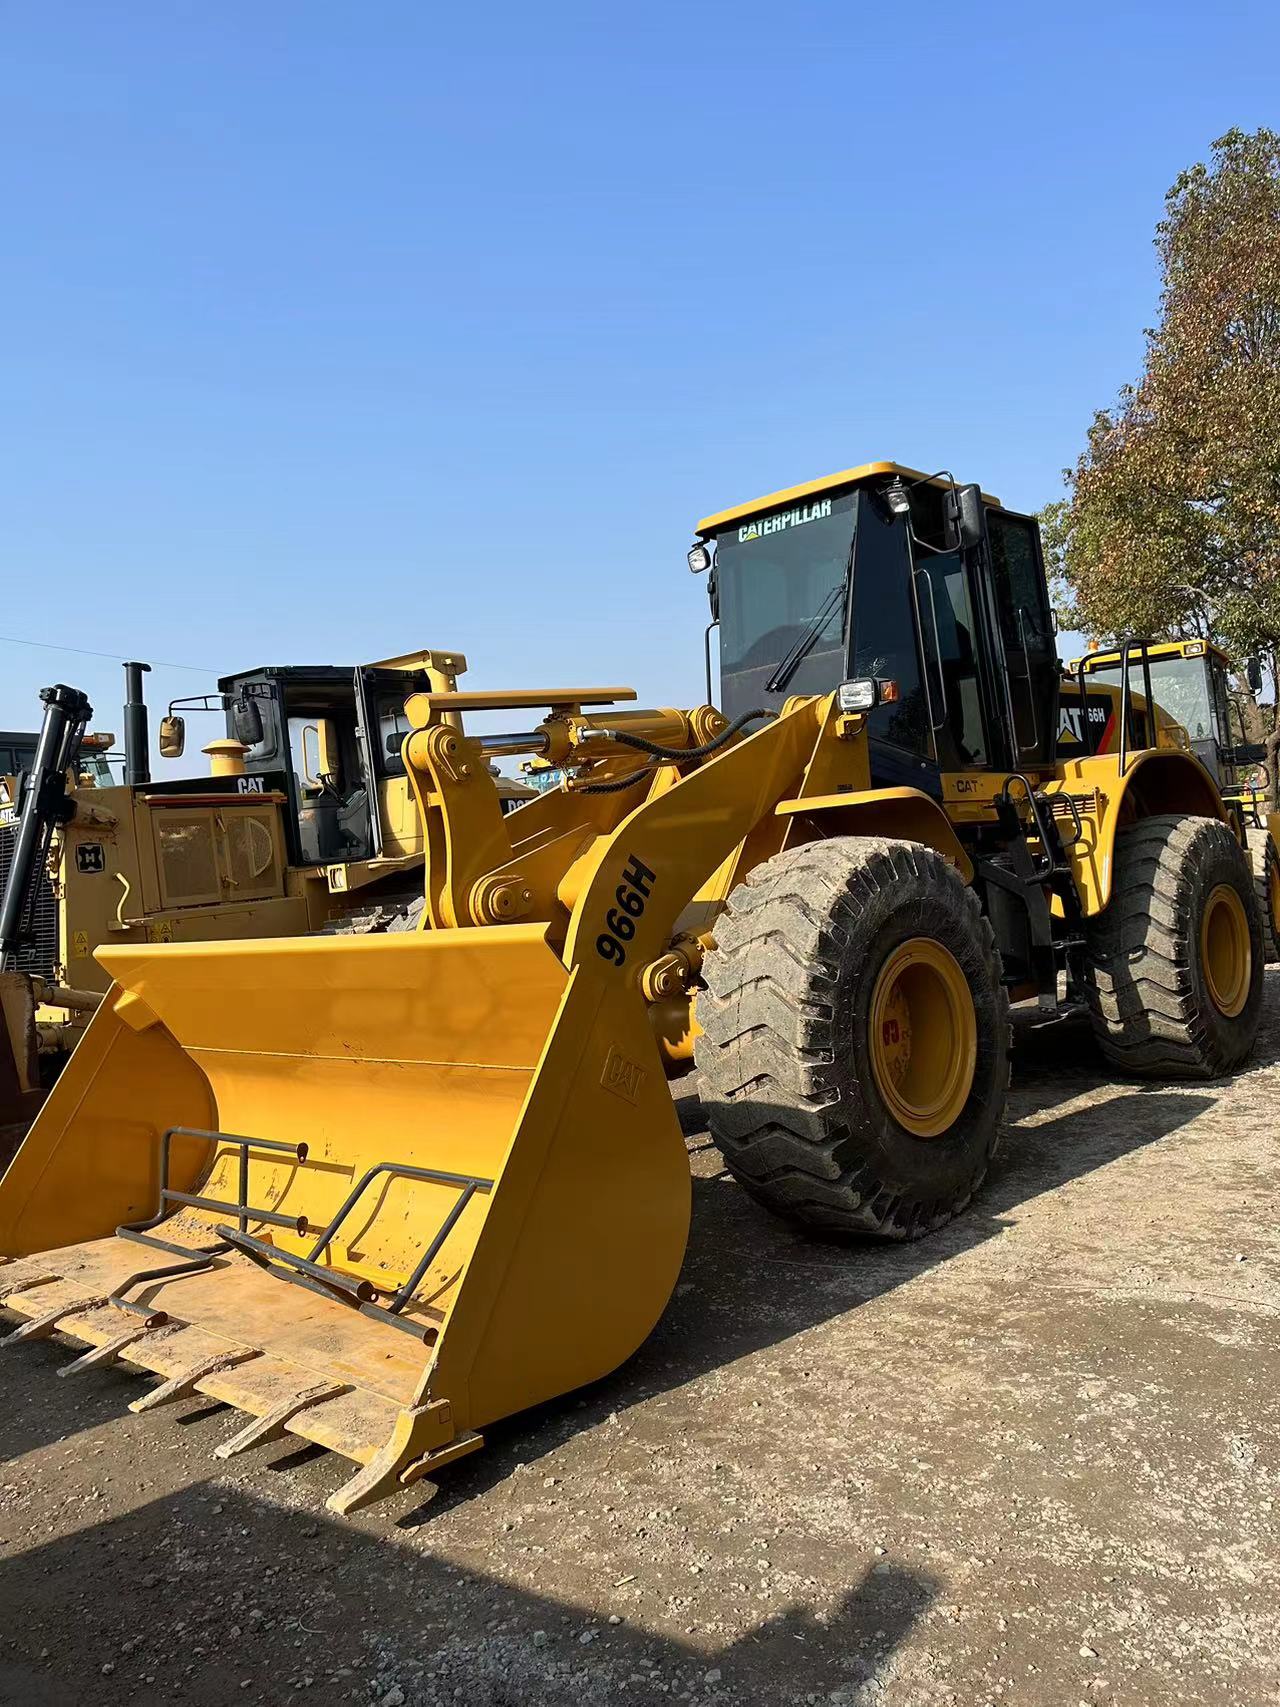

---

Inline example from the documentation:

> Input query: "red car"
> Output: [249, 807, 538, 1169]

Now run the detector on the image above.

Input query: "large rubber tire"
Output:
[1247, 830, 1280, 964]
[694, 837, 1009, 1242]
[1082, 814, 1264, 1078]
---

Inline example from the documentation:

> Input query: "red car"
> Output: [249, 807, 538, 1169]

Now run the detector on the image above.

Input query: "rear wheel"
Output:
[695, 837, 1009, 1241]
[1083, 814, 1263, 1078]
[1247, 830, 1280, 964]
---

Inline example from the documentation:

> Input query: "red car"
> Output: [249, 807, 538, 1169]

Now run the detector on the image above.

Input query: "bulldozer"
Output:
[1064, 638, 1280, 961]
[0, 460, 1267, 1515]
[0, 650, 533, 1130]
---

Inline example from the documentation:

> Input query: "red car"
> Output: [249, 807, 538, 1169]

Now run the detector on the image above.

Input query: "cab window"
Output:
[376, 696, 412, 776]
[987, 513, 1051, 645]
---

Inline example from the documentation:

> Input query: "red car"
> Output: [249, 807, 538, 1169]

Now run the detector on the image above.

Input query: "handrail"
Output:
[999, 773, 1055, 882]
[913, 569, 948, 732]
[1117, 637, 1156, 778]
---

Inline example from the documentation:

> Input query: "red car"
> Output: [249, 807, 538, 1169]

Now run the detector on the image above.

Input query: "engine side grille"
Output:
[0, 822, 58, 979]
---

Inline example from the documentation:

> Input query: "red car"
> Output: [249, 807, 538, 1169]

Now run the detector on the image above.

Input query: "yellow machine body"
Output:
[0, 671, 1230, 1511]
[0, 462, 1264, 1512]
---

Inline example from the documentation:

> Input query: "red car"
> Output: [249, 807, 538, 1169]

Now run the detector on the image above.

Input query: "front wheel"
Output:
[695, 837, 1009, 1241]
[1083, 814, 1264, 1078]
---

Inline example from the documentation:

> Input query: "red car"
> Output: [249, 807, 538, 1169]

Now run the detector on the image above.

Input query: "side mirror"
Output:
[158, 714, 185, 759]
[232, 696, 264, 747]
[706, 565, 720, 622]
[955, 485, 987, 550]
[1247, 656, 1264, 694]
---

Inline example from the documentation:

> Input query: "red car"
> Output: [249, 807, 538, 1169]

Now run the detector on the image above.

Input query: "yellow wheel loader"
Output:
[1066, 638, 1280, 962]
[0, 461, 1265, 1515]
[0, 652, 533, 1133]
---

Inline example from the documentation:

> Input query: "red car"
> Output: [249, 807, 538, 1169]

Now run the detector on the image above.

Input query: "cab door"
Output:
[353, 667, 438, 859]
[983, 508, 1058, 768]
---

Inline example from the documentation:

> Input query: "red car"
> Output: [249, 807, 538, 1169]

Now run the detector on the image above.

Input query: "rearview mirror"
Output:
[1247, 656, 1264, 694]
[232, 696, 264, 747]
[158, 714, 185, 759]
[953, 484, 986, 550]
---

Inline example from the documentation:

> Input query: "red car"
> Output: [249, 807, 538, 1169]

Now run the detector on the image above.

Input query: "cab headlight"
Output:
[837, 678, 899, 711]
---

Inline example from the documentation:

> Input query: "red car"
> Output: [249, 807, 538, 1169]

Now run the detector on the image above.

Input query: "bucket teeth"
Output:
[128, 1347, 263, 1414]
[3, 1295, 111, 1344]
[0, 1273, 57, 1306]
[58, 1322, 169, 1376]
[213, 1381, 354, 1460]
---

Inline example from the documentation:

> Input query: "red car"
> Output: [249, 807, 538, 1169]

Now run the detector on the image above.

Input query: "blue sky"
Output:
[3, 1, 1277, 764]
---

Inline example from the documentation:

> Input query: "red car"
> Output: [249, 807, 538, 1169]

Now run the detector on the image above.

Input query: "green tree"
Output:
[1046, 127, 1280, 793]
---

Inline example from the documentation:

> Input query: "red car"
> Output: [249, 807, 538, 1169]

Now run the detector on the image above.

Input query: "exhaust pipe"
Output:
[123, 661, 152, 787]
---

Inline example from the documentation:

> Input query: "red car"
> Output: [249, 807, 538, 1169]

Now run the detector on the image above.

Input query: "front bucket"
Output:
[0, 925, 691, 1512]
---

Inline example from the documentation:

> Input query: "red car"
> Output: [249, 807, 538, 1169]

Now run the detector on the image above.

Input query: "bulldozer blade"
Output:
[0, 970, 46, 1158]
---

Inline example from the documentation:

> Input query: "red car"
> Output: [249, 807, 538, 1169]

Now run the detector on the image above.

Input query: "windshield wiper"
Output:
[766, 578, 847, 695]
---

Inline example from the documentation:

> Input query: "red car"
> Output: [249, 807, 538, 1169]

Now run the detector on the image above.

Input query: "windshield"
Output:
[714, 492, 856, 718]
[1086, 655, 1217, 742]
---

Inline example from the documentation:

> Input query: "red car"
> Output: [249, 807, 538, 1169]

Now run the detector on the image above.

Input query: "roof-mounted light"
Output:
[687, 543, 712, 575]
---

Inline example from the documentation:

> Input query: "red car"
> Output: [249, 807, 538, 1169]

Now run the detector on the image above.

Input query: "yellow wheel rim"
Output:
[869, 938, 977, 1138]
[1200, 883, 1251, 1018]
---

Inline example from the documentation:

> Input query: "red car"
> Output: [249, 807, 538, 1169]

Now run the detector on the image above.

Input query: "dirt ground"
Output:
[2, 978, 1278, 1707]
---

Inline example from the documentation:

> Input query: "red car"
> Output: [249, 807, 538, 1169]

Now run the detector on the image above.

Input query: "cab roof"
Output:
[1070, 638, 1230, 671]
[695, 460, 1003, 536]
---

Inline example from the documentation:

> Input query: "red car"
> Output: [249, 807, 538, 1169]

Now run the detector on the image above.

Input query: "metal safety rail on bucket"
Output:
[212, 1149, 495, 1338]
[0, 691, 832, 1513]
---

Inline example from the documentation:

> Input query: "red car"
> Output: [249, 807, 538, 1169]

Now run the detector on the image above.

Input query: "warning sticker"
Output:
[71, 930, 89, 958]
[148, 920, 174, 943]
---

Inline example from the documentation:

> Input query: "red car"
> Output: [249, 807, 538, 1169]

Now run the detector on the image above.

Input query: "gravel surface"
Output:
[2, 978, 1278, 1706]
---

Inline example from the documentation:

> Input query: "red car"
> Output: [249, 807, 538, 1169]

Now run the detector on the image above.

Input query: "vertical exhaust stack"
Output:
[123, 661, 152, 787]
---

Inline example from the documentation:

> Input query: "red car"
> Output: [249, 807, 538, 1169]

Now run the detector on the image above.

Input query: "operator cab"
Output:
[694, 461, 1058, 795]
[1067, 640, 1251, 788]
[217, 651, 465, 870]
[222, 666, 375, 865]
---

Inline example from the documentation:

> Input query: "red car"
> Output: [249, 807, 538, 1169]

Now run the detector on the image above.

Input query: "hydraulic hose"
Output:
[595, 707, 775, 763]
[577, 768, 654, 795]
[576, 708, 775, 795]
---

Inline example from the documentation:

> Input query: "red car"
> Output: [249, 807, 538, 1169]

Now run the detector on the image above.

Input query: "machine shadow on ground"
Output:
[0, 1477, 940, 1707]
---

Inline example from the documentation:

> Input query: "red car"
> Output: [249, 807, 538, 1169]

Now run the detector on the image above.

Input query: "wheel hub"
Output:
[869, 938, 977, 1138]
[1200, 883, 1251, 1018]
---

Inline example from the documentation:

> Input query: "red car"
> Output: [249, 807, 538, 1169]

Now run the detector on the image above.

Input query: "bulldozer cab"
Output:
[226, 667, 377, 867]
[220, 650, 464, 870]
[696, 461, 1059, 791]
